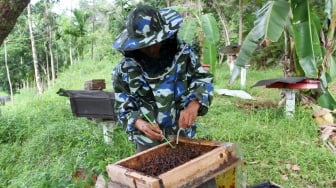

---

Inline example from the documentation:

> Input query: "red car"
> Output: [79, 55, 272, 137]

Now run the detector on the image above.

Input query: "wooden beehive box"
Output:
[106, 136, 242, 188]
[84, 79, 106, 90]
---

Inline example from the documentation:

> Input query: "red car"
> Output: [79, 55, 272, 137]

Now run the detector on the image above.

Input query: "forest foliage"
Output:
[0, 0, 265, 95]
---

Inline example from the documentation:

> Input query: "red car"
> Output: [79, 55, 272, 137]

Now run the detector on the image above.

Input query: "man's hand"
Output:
[178, 100, 200, 129]
[135, 118, 163, 140]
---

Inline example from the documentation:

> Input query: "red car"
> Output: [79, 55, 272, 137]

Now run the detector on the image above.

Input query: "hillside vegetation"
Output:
[0, 58, 335, 187]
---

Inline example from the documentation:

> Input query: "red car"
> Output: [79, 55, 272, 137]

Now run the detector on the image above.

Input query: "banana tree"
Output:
[177, 7, 220, 76]
[231, 0, 336, 110]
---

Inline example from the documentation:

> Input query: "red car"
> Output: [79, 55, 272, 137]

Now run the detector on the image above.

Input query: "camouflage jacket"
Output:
[112, 41, 214, 144]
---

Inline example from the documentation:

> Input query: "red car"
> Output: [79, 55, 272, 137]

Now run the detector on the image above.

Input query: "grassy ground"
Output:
[210, 64, 336, 187]
[0, 60, 335, 187]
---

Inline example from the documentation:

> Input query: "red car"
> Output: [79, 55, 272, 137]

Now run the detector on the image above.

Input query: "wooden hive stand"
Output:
[252, 77, 320, 117]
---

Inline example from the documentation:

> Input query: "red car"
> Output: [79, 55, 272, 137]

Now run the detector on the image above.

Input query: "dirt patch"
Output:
[72, 168, 97, 187]
[235, 100, 279, 112]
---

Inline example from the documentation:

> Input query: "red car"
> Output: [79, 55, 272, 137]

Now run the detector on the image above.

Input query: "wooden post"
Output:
[285, 89, 296, 117]
[240, 67, 246, 88]
[83, 79, 113, 144]
[101, 121, 115, 144]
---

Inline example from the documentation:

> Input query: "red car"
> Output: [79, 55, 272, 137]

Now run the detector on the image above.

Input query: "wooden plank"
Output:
[84, 79, 106, 90]
[159, 148, 240, 187]
[107, 164, 161, 188]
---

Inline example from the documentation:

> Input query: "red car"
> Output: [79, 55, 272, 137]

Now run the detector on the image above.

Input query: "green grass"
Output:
[198, 101, 335, 187]
[0, 60, 335, 187]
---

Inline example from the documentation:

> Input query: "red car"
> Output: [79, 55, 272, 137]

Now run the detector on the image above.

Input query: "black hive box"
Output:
[57, 88, 117, 121]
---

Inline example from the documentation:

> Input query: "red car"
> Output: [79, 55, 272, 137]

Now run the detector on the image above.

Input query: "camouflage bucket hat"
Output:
[113, 5, 183, 51]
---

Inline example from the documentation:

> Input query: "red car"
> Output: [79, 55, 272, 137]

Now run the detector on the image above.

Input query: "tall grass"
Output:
[0, 58, 134, 187]
[0, 59, 335, 187]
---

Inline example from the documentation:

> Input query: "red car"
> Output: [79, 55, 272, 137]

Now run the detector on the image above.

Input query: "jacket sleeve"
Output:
[184, 46, 214, 116]
[112, 60, 141, 134]
[112, 59, 157, 135]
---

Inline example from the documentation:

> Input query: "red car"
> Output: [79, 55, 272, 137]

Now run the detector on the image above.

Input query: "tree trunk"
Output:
[91, 0, 95, 60]
[213, 0, 230, 46]
[45, 47, 50, 87]
[0, 0, 30, 44]
[165, 0, 171, 6]
[238, 0, 246, 87]
[70, 47, 73, 65]
[48, 26, 55, 84]
[213, 0, 231, 65]
[322, 8, 336, 75]
[27, 4, 43, 94]
[4, 40, 14, 104]
[44, 0, 55, 85]
[91, 15, 95, 60]
[238, 0, 243, 45]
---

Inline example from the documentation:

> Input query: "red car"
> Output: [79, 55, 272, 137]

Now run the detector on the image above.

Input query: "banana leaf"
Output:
[179, 12, 219, 75]
[329, 56, 336, 79]
[292, 0, 321, 77]
[318, 90, 336, 110]
[234, 30, 259, 67]
[178, 17, 198, 44]
[202, 39, 217, 74]
[235, 0, 290, 69]
[254, 0, 290, 41]
[200, 13, 220, 44]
